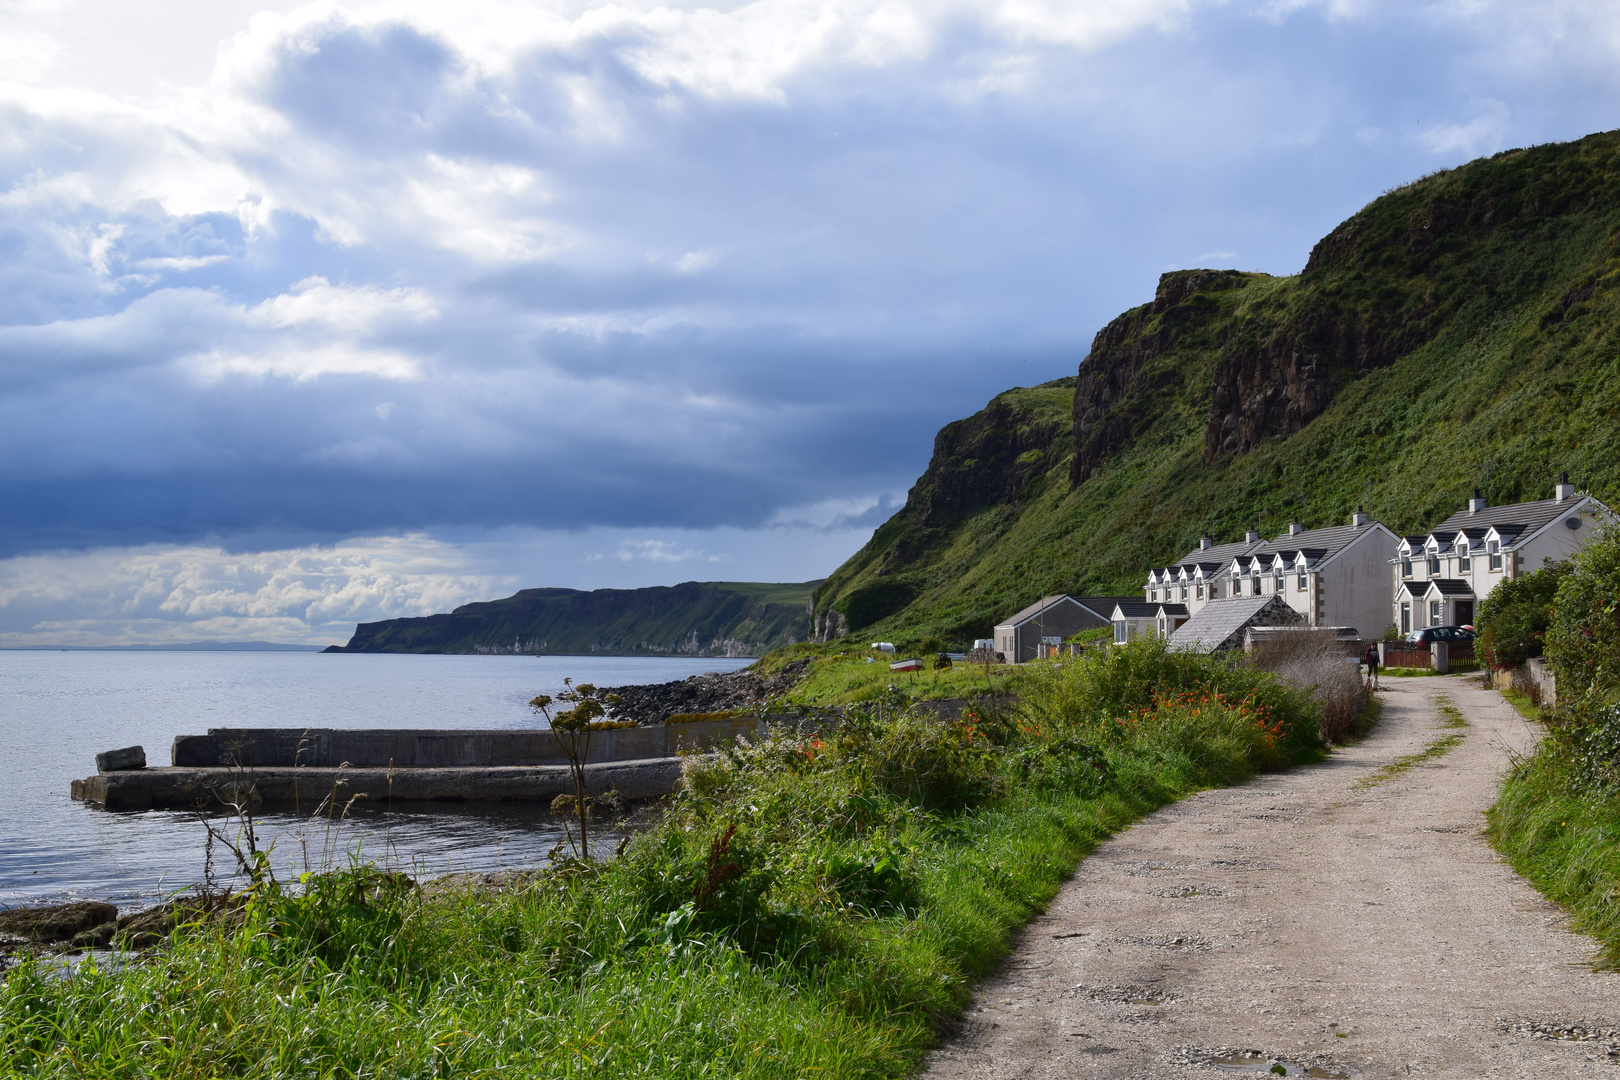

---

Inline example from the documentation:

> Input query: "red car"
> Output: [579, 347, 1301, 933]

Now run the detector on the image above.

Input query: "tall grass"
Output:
[1, 642, 1323, 1078]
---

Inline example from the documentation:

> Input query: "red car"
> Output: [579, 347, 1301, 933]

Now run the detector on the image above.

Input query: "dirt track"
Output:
[921, 674, 1620, 1079]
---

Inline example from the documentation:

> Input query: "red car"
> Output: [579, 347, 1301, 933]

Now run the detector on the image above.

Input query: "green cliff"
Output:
[814, 130, 1620, 647]
[329, 580, 818, 656]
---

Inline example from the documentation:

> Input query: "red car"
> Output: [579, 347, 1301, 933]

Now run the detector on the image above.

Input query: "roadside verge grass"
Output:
[1, 641, 1324, 1079]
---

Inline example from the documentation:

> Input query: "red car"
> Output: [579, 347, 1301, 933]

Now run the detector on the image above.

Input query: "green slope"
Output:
[331, 580, 818, 656]
[814, 130, 1620, 649]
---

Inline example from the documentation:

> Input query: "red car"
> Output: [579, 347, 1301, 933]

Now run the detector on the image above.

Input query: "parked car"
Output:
[1402, 625, 1476, 646]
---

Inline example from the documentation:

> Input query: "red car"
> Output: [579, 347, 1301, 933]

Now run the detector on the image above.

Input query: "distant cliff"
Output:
[328, 581, 819, 656]
[812, 129, 1620, 648]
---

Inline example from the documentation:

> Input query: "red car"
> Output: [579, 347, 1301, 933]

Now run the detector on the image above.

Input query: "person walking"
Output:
[1363, 642, 1380, 690]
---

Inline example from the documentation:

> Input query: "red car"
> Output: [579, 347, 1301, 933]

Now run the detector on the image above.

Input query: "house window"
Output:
[1297, 573, 1308, 591]
[1196, 583, 1205, 600]
[1179, 584, 1188, 601]
[1149, 589, 1157, 602]
[1402, 558, 1413, 578]
[1250, 577, 1261, 596]
[1401, 603, 1411, 634]
[1112, 620, 1127, 643]
[1428, 556, 1441, 575]
[1430, 600, 1443, 625]
[1459, 555, 1470, 574]
[1489, 541, 1502, 571]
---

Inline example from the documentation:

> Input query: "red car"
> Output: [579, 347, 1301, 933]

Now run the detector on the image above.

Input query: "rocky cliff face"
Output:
[1070, 269, 1248, 484]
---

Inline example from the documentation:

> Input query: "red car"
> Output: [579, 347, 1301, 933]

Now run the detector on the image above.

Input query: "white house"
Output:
[1143, 533, 1266, 616]
[1110, 601, 1190, 643]
[1213, 512, 1397, 640]
[1391, 477, 1617, 634]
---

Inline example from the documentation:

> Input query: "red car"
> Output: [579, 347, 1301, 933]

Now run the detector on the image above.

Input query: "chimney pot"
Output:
[1199, 536, 1213, 550]
[1351, 509, 1371, 527]
[1288, 521, 1304, 536]
[1245, 530, 1261, 544]
[1468, 492, 1487, 514]
[1555, 472, 1577, 501]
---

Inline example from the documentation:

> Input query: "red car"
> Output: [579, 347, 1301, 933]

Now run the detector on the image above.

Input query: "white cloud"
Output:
[247, 276, 438, 332]
[1412, 99, 1509, 155]
[0, 535, 512, 646]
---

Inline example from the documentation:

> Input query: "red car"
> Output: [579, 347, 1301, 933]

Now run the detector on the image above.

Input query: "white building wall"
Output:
[1322, 528, 1399, 639]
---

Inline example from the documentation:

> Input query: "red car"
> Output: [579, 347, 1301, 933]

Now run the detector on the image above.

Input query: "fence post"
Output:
[1378, 641, 1389, 667]
[1431, 641, 1450, 674]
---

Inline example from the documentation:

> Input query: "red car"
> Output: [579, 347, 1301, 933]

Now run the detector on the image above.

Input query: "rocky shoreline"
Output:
[602, 658, 810, 724]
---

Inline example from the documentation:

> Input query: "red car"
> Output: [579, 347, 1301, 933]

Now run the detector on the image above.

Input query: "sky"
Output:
[1, 0, 1618, 646]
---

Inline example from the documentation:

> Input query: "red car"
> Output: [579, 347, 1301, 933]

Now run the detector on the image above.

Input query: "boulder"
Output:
[96, 745, 146, 772]
[0, 901, 118, 943]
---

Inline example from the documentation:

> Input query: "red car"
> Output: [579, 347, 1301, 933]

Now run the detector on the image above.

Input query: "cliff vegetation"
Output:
[816, 131, 1620, 647]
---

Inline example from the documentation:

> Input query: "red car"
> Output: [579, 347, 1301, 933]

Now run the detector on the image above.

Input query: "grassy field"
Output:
[2, 643, 1326, 1079]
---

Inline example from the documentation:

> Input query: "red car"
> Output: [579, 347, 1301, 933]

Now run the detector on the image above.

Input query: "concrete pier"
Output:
[71, 714, 788, 811]
[71, 757, 685, 811]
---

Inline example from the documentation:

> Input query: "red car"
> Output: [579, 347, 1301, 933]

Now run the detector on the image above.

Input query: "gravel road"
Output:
[921, 674, 1620, 1079]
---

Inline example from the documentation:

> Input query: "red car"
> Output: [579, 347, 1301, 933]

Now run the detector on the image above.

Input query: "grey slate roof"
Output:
[1072, 597, 1144, 621]
[1169, 595, 1304, 654]
[1111, 601, 1163, 619]
[1251, 523, 1382, 562]
[1397, 580, 1429, 598]
[1157, 604, 1190, 617]
[996, 595, 1082, 629]
[1432, 495, 1598, 540]
[1425, 578, 1476, 597]
[1174, 538, 1266, 565]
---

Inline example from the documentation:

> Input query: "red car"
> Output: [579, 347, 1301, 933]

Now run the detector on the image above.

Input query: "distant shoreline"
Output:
[0, 642, 326, 653]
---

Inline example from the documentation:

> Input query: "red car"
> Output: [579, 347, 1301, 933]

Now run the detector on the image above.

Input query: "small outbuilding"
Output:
[1168, 595, 1306, 654]
[994, 595, 1138, 663]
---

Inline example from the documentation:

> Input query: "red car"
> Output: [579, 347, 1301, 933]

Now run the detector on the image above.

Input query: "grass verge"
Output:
[1355, 693, 1466, 790]
[1, 642, 1324, 1078]
[1490, 742, 1620, 968]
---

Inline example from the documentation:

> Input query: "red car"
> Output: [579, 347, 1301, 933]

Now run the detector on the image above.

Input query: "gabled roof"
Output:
[1071, 597, 1143, 622]
[1174, 537, 1266, 566]
[1156, 603, 1190, 618]
[1251, 522, 1389, 564]
[1168, 595, 1305, 654]
[1432, 494, 1612, 540]
[1111, 601, 1163, 619]
[996, 595, 1083, 629]
[1424, 578, 1476, 598]
[1397, 581, 1429, 598]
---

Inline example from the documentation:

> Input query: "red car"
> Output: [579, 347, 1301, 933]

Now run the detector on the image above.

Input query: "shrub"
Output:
[1478, 562, 1572, 670]
[1247, 629, 1368, 744]
[869, 712, 998, 813]
[1547, 524, 1620, 704]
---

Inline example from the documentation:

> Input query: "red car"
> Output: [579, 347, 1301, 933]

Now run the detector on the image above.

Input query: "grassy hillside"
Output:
[331, 580, 818, 656]
[815, 130, 1620, 648]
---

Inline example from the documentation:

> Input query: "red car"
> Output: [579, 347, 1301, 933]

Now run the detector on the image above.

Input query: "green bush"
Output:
[1547, 524, 1620, 704]
[1477, 562, 1572, 670]
[1, 643, 1324, 1080]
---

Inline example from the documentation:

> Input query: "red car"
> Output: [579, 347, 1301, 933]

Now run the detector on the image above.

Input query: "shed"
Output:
[1169, 595, 1306, 654]
[994, 595, 1132, 663]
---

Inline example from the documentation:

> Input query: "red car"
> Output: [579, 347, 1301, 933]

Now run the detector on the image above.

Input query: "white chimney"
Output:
[1468, 490, 1487, 514]
[1288, 522, 1304, 536]
[1351, 508, 1371, 527]
[1199, 536, 1213, 551]
[1245, 530, 1261, 543]
[1556, 472, 1576, 501]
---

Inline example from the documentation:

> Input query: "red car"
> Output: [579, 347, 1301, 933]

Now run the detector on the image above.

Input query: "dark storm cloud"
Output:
[2, 0, 1619, 562]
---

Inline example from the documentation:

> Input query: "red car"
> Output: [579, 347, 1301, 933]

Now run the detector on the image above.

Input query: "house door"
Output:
[1455, 601, 1474, 627]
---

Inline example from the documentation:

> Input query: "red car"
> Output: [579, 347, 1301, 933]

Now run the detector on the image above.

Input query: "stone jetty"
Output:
[71, 715, 779, 811]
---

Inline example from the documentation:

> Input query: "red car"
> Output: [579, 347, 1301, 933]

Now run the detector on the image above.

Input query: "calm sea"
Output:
[0, 651, 752, 911]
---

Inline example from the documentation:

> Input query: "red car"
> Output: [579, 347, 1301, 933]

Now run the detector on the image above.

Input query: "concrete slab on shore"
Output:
[71, 757, 684, 811]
